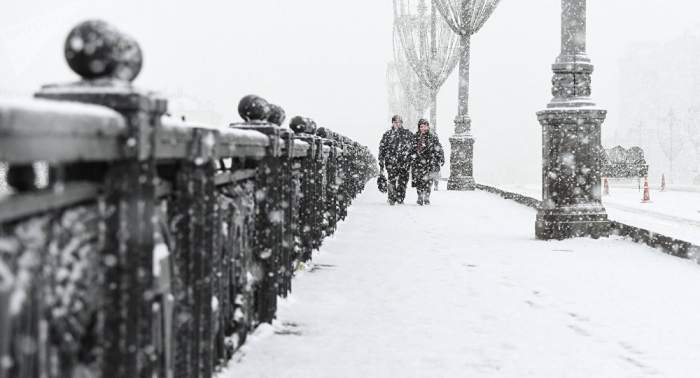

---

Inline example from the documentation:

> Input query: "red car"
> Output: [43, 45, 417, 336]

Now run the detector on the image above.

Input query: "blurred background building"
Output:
[612, 26, 700, 184]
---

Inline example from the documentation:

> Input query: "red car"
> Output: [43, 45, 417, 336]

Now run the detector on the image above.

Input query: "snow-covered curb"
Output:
[475, 183, 700, 264]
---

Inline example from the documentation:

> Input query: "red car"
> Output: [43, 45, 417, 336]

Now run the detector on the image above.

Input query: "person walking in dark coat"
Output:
[378, 115, 413, 205]
[411, 119, 445, 205]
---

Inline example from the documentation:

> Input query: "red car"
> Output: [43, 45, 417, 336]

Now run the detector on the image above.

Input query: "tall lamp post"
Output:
[535, 0, 608, 239]
[687, 107, 700, 177]
[657, 108, 684, 184]
[433, 0, 501, 190]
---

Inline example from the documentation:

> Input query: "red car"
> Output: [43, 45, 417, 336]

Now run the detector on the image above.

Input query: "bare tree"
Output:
[686, 106, 700, 182]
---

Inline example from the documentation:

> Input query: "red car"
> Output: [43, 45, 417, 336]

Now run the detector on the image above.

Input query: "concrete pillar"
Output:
[535, 0, 609, 239]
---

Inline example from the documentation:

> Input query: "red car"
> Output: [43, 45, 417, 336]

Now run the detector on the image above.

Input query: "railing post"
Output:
[289, 117, 318, 263]
[336, 138, 349, 221]
[301, 138, 316, 262]
[167, 127, 218, 378]
[312, 137, 325, 250]
[289, 145, 304, 270]
[316, 127, 339, 237]
[346, 140, 358, 202]
[325, 139, 338, 236]
[230, 96, 284, 324]
[348, 138, 359, 201]
[35, 21, 166, 378]
[255, 128, 281, 323]
[0, 261, 11, 378]
[278, 128, 295, 296]
[215, 160, 258, 353]
[353, 142, 364, 198]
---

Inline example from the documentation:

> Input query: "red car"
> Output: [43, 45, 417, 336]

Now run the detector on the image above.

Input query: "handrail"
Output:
[0, 182, 100, 223]
[0, 19, 379, 378]
[158, 116, 271, 160]
[0, 98, 126, 164]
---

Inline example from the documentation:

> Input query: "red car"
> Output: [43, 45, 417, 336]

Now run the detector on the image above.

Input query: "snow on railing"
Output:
[0, 20, 378, 378]
[0, 98, 127, 164]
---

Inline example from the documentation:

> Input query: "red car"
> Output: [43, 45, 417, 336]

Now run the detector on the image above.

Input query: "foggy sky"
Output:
[1, 0, 699, 184]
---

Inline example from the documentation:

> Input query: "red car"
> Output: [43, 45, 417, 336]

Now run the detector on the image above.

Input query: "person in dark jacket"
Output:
[410, 119, 444, 205]
[378, 115, 413, 205]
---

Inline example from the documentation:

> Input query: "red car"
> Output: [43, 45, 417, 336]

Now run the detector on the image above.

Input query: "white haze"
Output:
[1, 0, 699, 185]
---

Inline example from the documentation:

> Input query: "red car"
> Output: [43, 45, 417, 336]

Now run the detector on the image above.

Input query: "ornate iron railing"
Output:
[0, 21, 376, 378]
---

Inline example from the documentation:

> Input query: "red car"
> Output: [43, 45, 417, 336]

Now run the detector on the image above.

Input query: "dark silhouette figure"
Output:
[411, 119, 444, 205]
[378, 115, 413, 205]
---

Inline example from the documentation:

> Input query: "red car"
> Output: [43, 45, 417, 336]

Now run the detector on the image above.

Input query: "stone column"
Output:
[447, 33, 476, 190]
[535, 0, 609, 239]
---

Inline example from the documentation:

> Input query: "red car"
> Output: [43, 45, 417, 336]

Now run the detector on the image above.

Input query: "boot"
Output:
[424, 190, 431, 205]
[417, 191, 424, 206]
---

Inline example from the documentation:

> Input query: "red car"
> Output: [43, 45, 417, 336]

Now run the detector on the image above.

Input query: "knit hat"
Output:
[391, 115, 403, 123]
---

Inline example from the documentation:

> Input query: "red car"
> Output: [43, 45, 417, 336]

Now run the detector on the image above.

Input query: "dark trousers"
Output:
[387, 168, 409, 203]
[416, 180, 432, 201]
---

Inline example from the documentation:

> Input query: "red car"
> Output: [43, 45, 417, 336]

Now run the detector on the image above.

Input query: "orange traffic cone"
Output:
[603, 177, 609, 196]
[661, 174, 666, 192]
[641, 175, 651, 203]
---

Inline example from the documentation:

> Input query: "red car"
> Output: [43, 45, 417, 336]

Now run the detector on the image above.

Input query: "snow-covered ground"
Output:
[221, 180, 700, 377]
[492, 183, 700, 246]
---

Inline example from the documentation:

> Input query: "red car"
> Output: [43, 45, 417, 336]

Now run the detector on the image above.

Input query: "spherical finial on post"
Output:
[64, 20, 143, 81]
[112, 33, 143, 82]
[267, 104, 286, 126]
[289, 116, 317, 134]
[315, 127, 332, 139]
[289, 116, 305, 133]
[238, 95, 271, 122]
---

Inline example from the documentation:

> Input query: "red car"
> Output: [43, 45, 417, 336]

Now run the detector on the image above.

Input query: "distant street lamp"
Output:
[432, 0, 501, 190]
[393, 0, 460, 132]
[656, 108, 685, 184]
[535, 0, 608, 240]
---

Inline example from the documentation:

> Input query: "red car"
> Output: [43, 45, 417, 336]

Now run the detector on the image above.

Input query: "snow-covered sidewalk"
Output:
[222, 180, 700, 377]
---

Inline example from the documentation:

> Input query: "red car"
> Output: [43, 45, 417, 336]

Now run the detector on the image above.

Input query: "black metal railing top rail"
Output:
[0, 20, 377, 378]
